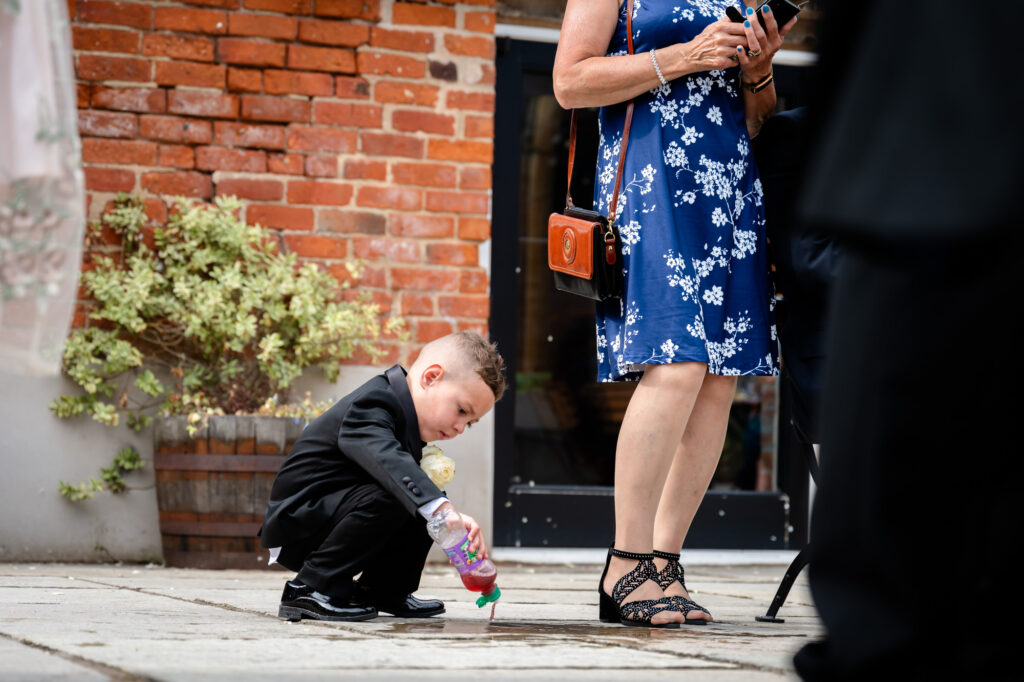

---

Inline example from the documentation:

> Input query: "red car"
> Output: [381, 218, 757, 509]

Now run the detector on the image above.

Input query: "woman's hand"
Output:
[736, 2, 798, 81]
[681, 17, 749, 73]
[459, 512, 488, 560]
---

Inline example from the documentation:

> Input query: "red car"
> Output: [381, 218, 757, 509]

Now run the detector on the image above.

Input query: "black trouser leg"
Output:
[794, 233, 1021, 680]
[276, 482, 411, 601]
[357, 509, 434, 599]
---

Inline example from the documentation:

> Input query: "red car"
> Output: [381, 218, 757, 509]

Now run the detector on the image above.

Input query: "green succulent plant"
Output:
[53, 194, 404, 498]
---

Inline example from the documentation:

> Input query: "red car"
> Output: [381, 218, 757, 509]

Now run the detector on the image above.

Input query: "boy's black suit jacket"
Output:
[259, 365, 443, 549]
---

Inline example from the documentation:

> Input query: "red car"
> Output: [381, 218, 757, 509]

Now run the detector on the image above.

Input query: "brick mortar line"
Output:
[68, 40, 499, 61]
[76, 87, 496, 110]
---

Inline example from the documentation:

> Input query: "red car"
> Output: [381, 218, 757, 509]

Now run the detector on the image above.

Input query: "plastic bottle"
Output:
[426, 505, 501, 609]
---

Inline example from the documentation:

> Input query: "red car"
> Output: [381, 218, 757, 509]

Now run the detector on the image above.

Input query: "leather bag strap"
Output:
[565, 0, 636, 225]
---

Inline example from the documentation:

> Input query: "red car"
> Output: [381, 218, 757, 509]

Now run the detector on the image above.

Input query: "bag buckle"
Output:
[604, 223, 617, 265]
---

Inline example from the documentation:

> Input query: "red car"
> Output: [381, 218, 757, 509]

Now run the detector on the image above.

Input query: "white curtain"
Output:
[0, 0, 85, 375]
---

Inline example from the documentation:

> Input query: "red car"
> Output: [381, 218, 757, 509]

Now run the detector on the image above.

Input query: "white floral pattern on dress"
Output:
[594, 0, 778, 381]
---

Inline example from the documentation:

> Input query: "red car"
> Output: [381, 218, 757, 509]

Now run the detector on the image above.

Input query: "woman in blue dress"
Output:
[553, 0, 795, 627]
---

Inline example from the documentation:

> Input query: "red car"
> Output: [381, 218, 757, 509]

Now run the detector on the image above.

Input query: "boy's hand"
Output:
[432, 502, 488, 559]
[460, 513, 488, 560]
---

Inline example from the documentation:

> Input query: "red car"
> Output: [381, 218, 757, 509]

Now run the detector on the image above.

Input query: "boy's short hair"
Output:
[448, 331, 506, 401]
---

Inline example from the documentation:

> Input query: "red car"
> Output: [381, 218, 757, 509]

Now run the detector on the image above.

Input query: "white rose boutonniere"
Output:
[420, 445, 455, 489]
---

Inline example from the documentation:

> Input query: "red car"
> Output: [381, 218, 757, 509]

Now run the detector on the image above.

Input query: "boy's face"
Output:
[411, 364, 495, 443]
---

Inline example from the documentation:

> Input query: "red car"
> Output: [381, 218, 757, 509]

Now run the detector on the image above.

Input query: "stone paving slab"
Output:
[0, 637, 109, 681]
[0, 562, 818, 680]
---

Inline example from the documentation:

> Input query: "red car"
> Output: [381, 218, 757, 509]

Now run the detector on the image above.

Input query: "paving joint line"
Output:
[0, 630, 162, 682]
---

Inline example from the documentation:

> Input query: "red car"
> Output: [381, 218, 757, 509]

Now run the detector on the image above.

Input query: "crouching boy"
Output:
[259, 331, 506, 621]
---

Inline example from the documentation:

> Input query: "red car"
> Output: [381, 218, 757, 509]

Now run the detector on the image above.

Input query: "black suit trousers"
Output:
[276, 482, 433, 601]
[793, 231, 1022, 680]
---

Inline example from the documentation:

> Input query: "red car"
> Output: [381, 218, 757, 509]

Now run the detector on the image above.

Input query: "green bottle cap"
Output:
[475, 585, 500, 608]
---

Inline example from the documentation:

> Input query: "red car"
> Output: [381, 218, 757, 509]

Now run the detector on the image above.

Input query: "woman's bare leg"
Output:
[602, 361, 707, 625]
[652, 372, 738, 621]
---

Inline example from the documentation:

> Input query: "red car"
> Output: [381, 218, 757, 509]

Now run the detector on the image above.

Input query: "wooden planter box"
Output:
[153, 415, 303, 569]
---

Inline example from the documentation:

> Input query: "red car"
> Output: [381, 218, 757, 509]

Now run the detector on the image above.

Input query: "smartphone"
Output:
[726, 0, 804, 31]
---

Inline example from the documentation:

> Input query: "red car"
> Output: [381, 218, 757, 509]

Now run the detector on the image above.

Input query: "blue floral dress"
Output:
[595, 0, 779, 381]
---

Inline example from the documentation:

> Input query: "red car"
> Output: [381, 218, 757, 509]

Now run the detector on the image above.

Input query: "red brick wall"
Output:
[69, 0, 496, 365]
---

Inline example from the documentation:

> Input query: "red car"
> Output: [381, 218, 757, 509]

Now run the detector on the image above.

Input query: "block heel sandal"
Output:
[653, 549, 710, 624]
[598, 547, 681, 628]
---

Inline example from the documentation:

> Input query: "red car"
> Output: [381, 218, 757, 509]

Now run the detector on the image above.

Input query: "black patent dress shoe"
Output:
[278, 580, 377, 622]
[353, 584, 445, 618]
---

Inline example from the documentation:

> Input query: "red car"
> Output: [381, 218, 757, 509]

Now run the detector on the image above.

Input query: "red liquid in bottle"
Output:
[460, 563, 499, 622]
[460, 568, 496, 593]
[434, 524, 500, 615]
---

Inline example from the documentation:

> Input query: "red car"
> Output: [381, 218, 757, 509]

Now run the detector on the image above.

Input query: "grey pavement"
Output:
[0, 555, 819, 681]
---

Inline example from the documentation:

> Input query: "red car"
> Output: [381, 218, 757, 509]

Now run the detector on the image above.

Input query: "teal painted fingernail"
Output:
[738, 46, 743, 52]
[744, 20, 751, 27]
[746, 6, 754, 14]
[763, 5, 771, 12]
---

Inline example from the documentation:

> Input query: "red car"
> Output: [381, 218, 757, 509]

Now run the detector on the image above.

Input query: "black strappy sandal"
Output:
[598, 547, 681, 628]
[653, 549, 711, 625]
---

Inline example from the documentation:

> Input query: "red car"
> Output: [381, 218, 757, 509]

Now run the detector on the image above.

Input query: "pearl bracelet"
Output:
[649, 49, 667, 87]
